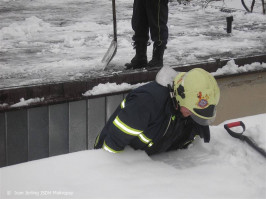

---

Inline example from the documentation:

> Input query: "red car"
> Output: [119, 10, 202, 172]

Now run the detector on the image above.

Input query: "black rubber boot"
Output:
[147, 44, 166, 68]
[125, 42, 148, 69]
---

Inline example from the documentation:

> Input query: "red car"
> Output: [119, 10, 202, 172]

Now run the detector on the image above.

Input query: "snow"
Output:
[0, 114, 265, 198]
[0, 103, 8, 108]
[81, 60, 266, 96]
[212, 60, 266, 76]
[1, 58, 265, 106]
[1, 59, 265, 106]
[83, 82, 147, 96]
[0, 1, 265, 198]
[0, 97, 45, 108]
[10, 97, 44, 108]
[0, 0, 266, 88]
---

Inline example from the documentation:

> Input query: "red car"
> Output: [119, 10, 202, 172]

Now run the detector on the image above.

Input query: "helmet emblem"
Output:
[197, 92, 209, 108]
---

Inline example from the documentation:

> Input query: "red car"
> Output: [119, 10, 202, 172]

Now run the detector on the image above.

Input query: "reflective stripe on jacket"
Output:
[94, 81, 210, 155]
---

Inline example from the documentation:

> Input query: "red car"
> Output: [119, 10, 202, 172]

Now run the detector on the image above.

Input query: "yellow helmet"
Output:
[173, 68, 220, 125]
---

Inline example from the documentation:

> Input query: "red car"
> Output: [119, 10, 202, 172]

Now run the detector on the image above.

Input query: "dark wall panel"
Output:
[28, 106, 49, 161]
[69, 100, 87, 152]
[6, 110, 28, 165]
[49, 103, 69, 156]
[87, 98, 105, 149]
[106, 94, 123, 122]
[1, 92, 135, 167]
[0, 113, 6, 167]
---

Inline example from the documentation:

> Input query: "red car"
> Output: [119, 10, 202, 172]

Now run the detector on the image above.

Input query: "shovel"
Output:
[224, 121, 266, 159]
[100, 0, 117, 70]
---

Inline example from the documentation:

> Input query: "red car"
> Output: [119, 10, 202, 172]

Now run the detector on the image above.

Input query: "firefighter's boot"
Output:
[125, 42, 148, 69]
[147, 44, 166, 68]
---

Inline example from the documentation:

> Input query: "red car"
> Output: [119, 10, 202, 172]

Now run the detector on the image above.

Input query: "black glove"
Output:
[191, 121, 210, 143]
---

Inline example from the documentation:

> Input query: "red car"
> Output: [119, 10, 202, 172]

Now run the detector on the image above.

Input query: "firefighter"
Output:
[125, 0, 169, 69]
[94, 66, 220, 155]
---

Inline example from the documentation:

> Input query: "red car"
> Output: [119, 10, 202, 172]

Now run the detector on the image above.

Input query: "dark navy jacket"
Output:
[94, 81, 210, 155]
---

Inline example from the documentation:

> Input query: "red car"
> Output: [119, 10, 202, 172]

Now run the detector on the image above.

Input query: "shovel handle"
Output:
[112, 0, 117, 41]
[224, 121, 266, 159]
[226, 121, 242, 128]
[224, 121, 246, 139]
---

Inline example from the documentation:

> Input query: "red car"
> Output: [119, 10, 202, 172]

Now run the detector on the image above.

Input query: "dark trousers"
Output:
[132, 0, 169, 46]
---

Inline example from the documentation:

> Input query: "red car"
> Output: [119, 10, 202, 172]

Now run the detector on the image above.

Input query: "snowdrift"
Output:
[0, 114, 265, 199]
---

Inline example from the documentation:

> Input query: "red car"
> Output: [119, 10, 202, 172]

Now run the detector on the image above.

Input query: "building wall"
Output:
[215, 71, 266, 125]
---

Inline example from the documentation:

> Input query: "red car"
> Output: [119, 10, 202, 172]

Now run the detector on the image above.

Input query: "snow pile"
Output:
[0, 103, 8, 108]
[82, 59, 265, 97]
[10, 97, 44, 108]
[0, 16, 50, 40]
[83, 82, 147, 96]
[0, 114, 265, 199]
[212, 60, 266, 76]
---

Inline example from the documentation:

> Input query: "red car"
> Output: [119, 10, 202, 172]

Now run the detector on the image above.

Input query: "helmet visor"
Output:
[191, 107, 217, 126]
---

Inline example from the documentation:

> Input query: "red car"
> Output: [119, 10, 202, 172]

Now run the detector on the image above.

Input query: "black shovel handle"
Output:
[112, 0, 117, 42]
[224, 121, 266, 159]
[224, 121, 246, 140]
[244, 136, 266, 158]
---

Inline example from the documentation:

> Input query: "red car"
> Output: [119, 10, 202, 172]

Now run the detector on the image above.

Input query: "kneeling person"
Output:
[94, 66, 220, 155]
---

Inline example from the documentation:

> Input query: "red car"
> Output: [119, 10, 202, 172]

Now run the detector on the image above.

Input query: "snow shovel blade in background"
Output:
[101, 40, 117, 69]
[224, 121, 266, 159]
[101, 0, 117, 70]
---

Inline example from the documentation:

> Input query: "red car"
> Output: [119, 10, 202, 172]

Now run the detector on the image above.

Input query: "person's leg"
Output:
[132, 0, 149, 43]
[146, 0, 169, 68]
[125, 0, 150, 69]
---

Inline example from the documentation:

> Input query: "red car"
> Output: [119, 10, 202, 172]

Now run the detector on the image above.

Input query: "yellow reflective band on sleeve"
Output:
[113, 116, 141, 136]
[113, 116, 152, 145]
[102, 141, 123, 153]
[138, 133, 151, 144]
[121, 99, 126, 109]
[148, 142, 154, 147]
